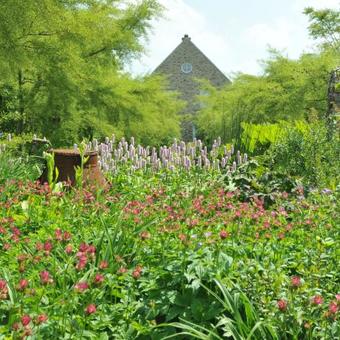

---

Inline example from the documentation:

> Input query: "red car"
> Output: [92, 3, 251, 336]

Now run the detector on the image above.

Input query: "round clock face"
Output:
[181, 63, 192, 74]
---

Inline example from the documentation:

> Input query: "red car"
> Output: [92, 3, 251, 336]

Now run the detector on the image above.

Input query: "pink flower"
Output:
[329, 301, 338, 314]
[75, 281, 89, 292]
[277, 299, 288, 312]
[0, 279, 8, 300]
[21, 315, 31, 326]
[291, 276, 301, 287]
[99, 260, 108, 269]
[94, 274, 104, 284]
[336, 294, 340, 301]
[63, 231, 71, 241]
[312, 295, 323, 305]
[85, 304, 96, 314]
[55, 229, 63, 241]
[117, 267, 127, 275]
[36, 314, 48, 324]
[40, 271, 53, 285]
[43, 241, 53, 253]
[140, 231, 150, 240]
[65, 244, 73, 254]
[219, 230, 229, 239]
[132, 265, 143, 279]
[12, 322, 20, 331]
[17, 279, 29, 291]
[86, 245, 96, 255]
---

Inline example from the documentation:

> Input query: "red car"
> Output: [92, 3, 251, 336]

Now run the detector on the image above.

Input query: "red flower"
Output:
[36, 314, 48, 324]
[219, 230, 229, 239]
[43, 241, 53, 253]
[99, 260, 108, 269]
[75, 281, 89, 292]
[140, 231, 150, 240]
[21, 315, 31, 326]
[55, 229, 63, 241]
[17, 279, 29, 291]
[0, 279, 8, 300]
[277, 299, 288, 312]
[117, 267, 127, 275]
[65, 244, 73, 254]
[85, 304, 96, 315]
[40, 271, 53, 285]
[63, 231, 71, 241]
[312, 295, 323, 305]
[291, 276, 301, 287]
[12, 322, 20, 331]
[132, 265, 143, 279]
[94, 273, 104, 284]
[329, 301, 338, 314]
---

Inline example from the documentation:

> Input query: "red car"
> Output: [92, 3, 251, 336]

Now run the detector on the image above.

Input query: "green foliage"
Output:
[0, 0, 182, 146]
[0, 150, 40, 184]
[0, 164, 338, 338]
[265, 121, 340, 188]
[304, 7, 340, 52]
[240, 122, 285, 154]
[196, 49, 339, 146]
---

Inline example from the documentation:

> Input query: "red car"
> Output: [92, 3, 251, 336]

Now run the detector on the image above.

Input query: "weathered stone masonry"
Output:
[153, 35, 230, 140]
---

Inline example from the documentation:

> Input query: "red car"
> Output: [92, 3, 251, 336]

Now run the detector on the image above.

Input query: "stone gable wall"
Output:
[153, 36, 230, 140]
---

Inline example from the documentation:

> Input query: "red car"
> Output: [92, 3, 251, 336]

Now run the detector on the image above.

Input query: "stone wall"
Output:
[153, 35, 230, 140]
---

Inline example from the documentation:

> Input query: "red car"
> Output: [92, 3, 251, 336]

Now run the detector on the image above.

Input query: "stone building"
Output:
[153, 34, 230, 140]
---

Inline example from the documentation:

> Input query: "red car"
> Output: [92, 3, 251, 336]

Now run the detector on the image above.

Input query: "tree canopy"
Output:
[0, 0, 182, 145]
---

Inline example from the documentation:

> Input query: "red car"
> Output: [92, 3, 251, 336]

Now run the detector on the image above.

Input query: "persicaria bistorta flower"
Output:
[277, 299, 288, 312]
[85, 304, 96, 315]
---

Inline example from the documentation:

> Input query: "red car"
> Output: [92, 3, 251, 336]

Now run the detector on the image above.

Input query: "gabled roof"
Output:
[153, 34, 230, 87]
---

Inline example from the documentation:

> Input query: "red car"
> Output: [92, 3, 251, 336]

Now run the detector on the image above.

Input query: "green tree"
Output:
[196, 8, 340, 146]
[304, 7, 340, 52]
[0, 0, 181, 145]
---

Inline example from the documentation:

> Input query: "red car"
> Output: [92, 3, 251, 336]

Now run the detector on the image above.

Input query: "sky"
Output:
[127, 0, 339, 78]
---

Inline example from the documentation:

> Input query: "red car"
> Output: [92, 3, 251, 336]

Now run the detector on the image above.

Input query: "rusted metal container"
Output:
[40, 149, 108, 188]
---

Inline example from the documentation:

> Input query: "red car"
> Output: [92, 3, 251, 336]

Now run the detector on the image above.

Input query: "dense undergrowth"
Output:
[0, 140, 339, 339]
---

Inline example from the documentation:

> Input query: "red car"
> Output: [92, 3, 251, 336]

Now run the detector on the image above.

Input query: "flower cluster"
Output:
[83, 135, 248, 173]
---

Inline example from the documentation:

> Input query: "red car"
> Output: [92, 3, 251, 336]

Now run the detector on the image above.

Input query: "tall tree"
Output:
[0, 0, 182, 145]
